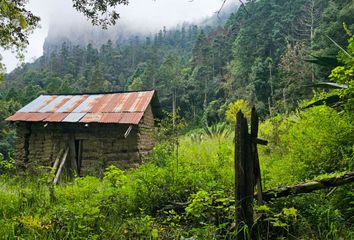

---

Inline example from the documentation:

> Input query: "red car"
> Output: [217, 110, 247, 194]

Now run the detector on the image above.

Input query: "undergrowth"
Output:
[0, 106, 354, 239]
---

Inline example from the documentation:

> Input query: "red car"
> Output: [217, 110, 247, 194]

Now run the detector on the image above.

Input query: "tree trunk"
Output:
[172, 88, 176, 129]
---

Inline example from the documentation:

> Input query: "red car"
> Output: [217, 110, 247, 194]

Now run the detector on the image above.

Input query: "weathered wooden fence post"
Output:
[235, 110, 254, 239]
[235, 108, 265, 239]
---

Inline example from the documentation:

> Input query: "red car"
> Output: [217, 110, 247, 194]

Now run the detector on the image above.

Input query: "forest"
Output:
[0, 0, 354, 239]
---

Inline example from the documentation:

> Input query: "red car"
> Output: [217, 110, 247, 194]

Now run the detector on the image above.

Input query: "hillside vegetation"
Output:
[0, 0, 354, 239]
[1, 104, 354, 239]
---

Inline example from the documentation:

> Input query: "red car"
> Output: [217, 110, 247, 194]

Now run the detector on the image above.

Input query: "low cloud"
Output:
[3, 0, 233, 72]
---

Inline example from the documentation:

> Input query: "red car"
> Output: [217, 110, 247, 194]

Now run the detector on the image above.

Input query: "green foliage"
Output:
[103, 165, 127, 187]
[72, 0, 129, 28]
[0, 135, 236, 239]
[154, 109, 186, 146]
[284, 106, 353, 176]
[0, 154, 15, 174]
[0, 0, 40, 50]
[4, 0, 352, 122]
[260, 106, 354, 187]
[0, 99, 21, 159]
[255, 205, 298, 229]
[203, 122, 231, 140]
[329, 36, 354, 110]
[1, 110, 354, 238]
[185, 190, 235, 226]
[225, 99, 251, 124]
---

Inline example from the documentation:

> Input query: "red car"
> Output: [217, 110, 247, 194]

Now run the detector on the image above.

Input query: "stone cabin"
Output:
[6, 90, 161, 176]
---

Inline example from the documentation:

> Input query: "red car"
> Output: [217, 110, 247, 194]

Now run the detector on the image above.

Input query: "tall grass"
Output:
[0, 136, 235, 239]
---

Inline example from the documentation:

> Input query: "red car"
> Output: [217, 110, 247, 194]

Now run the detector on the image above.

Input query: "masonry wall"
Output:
[137, 104, 155, 160]
[14, 105, 156, 176]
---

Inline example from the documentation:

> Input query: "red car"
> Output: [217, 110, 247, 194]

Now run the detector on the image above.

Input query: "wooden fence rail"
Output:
[261, 171, 354, 201]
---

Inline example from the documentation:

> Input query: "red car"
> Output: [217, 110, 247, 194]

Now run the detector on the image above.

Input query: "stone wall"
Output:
[137, 104, 155, 160]
[14, 104, 157, 176]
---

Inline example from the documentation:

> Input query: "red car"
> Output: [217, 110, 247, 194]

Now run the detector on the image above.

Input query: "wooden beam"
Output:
[53, 147, 69, 184]
[124, 125, 133, 138]
[262, 172, 354, 201]
[52, 148, 64, 171]
[256, 138, 268, 146]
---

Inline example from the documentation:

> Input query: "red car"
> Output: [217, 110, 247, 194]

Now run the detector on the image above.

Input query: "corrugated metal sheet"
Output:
[100, 113, 124, 123]
[56, 95, 88, 113]
[26, 113, 51, 122]
[80, 113, 104, 123]
[120, 112, 144, 124]
[63, 113, 86, 122]
[6, 90, 156, 125]
[17, 95, 53, 113]
[45, 113, 69, 122]
[6, 112, 29, 121]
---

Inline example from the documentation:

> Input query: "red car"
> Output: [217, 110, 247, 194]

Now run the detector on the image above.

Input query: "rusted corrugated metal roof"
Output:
[6, 90, 157, 125]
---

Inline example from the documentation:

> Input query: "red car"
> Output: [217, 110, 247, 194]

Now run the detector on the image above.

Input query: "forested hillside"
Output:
[4, 0, 353, 122]
[1, 0, 354, 239]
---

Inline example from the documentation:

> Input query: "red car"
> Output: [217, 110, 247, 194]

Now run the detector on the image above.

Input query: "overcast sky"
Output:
[2, 0, 228, 73]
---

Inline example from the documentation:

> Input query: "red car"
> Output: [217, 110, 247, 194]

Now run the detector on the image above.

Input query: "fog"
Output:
[2, 0, 234, 73]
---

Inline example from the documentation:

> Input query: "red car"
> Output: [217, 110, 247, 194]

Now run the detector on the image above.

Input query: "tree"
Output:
[278, 42, 312, 111]
[157, 53, 182, 127]
[72, 0, 129, 28]
[0, 0, 40, 76]
[88, 64, 111, 92]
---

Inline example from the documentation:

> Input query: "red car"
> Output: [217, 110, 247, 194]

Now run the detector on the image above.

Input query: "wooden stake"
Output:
[235, 111, 254, 238]
[53, 147, 69, 184]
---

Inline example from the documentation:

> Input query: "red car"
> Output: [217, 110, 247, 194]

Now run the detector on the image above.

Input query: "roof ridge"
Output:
[41, 89, 155, 96]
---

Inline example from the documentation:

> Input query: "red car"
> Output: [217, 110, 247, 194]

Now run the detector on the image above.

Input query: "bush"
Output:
[225, 99, 251, 124]
[260, 106, 354, 187]
[0, 154, 15, 175]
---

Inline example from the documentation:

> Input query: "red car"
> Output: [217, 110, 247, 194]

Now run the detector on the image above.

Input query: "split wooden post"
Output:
[251, 107, 263, 204]
[235, 108, 265, 239]
[235, 111, 254, 238]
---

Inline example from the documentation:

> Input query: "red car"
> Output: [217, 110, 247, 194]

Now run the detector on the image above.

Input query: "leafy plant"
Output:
[203, 122, 231, 141]
[225, 99, 251, 124]
[0, 154, 15, 174]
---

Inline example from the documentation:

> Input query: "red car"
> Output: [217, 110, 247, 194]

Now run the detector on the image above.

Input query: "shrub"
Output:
[259, 106, 354, 187]
[225, 99, 251, 124]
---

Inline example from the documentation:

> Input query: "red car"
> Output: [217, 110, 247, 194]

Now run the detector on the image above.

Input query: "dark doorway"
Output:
[75, 139, 83, 175]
